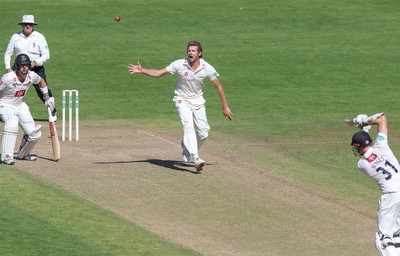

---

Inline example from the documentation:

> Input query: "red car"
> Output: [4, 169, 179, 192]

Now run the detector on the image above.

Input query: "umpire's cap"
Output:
[351, 131, 372, 148]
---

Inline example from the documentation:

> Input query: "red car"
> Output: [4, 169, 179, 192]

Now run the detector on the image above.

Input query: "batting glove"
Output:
[353, 114, 368, 128]
[44, 96, 55, 113]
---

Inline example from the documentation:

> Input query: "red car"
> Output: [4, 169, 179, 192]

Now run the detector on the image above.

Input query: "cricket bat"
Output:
[343, 118, 356, 126]
[48, 107, 60, 161]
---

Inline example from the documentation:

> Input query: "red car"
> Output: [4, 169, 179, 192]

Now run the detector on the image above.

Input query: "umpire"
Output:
[4, 14, 55, 113]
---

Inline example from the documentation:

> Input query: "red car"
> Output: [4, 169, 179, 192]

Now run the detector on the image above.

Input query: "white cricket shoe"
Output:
[2, 159, 15, 165]
[17, 155, 37, 161]
[181, 140, 190, 163]
[194, 157, 205, 171]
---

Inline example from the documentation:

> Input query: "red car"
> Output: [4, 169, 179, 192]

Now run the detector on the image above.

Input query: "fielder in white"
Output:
[128, 41, 233, 171]
[350, 113, 400, 255]
[0, 54, 55, 165]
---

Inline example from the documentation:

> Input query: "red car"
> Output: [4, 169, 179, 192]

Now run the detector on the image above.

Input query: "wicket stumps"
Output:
[62, 90, 79, 141]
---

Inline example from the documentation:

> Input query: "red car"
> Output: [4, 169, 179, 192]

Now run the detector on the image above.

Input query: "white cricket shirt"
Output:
[4, 30, 50, 69]
[0, 71, 41, 107]
[166, 58, 219, 99]
[358, 133, 400, 194]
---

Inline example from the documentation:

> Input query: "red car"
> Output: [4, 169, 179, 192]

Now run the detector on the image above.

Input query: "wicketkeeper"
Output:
[0, 54, 55, 165]
[349, 113, 400, 256]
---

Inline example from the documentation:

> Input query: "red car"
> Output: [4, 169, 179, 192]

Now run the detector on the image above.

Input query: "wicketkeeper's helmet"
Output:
[351, 131, 372, 148]
[13, 54, 31, 69]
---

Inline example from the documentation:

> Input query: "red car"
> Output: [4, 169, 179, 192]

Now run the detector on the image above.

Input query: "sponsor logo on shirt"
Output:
[366, 153, 378, 163]
[14, 90, 26, 97]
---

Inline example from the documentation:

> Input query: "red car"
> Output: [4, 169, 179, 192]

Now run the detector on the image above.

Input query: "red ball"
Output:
[115, 16, 121, 22]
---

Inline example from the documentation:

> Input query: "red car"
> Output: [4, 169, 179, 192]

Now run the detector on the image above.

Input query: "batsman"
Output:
[348, 112, 400, 255]
[0, 54, 55, 165]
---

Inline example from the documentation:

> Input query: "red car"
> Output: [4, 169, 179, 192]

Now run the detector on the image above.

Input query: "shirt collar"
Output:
[184, 58, 205, 72]
[362, 147, 374, 159]
[18, 30, 35, 38]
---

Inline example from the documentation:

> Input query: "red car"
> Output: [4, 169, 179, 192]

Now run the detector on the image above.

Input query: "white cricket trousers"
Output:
[375, 192, 400, 255]
[378, 192, 400, 236]
[0, 102, 36, 161]
[174, 96, 210, 157]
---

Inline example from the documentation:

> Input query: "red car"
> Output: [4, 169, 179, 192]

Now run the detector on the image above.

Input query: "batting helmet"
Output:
[351, 131, 372, 148]
[14, 54, 31, 69]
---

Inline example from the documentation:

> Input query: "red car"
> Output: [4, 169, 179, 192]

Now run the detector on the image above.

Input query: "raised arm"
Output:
[354, 113, 387, 135]
[372, 113, 387, 135]
[127, 61, 169, 78]
[212, 78, 233, 120]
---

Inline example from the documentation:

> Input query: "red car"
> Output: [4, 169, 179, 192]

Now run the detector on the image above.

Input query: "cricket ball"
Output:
[115, 15, 121, 22]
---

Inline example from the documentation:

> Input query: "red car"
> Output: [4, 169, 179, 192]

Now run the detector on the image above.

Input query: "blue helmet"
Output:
[14, 54, 31, 69]
[351, 131, 372, 148]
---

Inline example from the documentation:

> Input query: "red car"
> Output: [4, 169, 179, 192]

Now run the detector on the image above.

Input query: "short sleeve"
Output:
[166, 60, 179, 75]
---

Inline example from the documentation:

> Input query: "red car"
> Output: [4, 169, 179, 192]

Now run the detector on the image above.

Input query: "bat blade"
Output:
[48, 108, 60, 161]
[343, 119, 356, 126]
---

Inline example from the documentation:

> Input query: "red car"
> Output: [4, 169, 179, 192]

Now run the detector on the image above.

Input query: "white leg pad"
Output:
[17, 125, 41, 159]
[376, 233, 399, 256]
[1, 125, 18, 162]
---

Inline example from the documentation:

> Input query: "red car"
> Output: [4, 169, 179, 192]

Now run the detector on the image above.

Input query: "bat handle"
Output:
[47, 107, 57, 122]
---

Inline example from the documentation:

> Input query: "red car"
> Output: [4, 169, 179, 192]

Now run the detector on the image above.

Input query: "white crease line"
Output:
[269, 141, 346, 145]
[137, 131, 400, 147]
[138, 130, 179, 147]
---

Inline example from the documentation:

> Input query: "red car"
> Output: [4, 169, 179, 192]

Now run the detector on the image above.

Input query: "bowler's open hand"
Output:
[127, 61, 142, 74]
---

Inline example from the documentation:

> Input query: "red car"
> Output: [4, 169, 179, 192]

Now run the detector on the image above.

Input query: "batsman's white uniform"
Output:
[357, 132, 400, 255]
[166, 58, 218, 156]
[0, 71, 42, 162]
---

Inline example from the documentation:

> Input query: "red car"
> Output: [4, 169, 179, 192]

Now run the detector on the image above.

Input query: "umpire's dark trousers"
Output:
[31, 65, 53, 102]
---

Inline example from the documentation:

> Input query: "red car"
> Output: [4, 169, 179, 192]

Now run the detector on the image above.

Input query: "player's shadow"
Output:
[36, 155, 59, 162]
[95, 159, 201, 174]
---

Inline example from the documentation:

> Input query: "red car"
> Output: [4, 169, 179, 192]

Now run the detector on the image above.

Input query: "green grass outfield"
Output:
[1, 0, 400, 255]
[0, 168, 200, 255]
